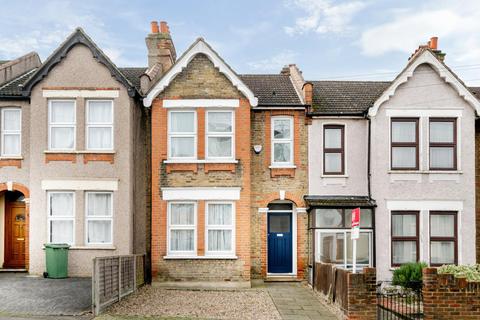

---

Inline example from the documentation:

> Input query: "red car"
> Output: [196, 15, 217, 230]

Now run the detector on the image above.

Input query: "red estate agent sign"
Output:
[351, 207, 360, 228]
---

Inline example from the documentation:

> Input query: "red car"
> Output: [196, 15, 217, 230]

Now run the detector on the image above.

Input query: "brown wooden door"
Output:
[4, 202, 26, 268]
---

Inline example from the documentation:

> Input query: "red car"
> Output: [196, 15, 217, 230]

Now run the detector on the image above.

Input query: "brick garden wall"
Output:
[423, 268, 480, 319]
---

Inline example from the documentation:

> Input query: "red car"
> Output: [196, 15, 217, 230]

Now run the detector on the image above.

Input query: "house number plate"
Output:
[277, 234, 284, 237]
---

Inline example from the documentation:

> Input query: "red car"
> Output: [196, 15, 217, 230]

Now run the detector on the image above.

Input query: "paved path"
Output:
[266, 282, 337, 320]
[0, 273, 92, 318]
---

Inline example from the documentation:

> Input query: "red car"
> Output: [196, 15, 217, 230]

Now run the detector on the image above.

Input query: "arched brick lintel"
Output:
[259, 192, 305, 208]
[0, 182, 30, 198]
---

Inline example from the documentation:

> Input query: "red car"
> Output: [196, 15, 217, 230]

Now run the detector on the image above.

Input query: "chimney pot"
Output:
[151, 21, 159, 34]
[430, 36, 438, 50]
[160, 21, 169, 33]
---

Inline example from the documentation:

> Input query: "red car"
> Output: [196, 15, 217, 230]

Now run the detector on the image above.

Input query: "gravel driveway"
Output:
[104, 286, 281, 320]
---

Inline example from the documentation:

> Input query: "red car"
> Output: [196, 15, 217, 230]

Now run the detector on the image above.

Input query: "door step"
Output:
[265, 276, 301, 282]
[0, 268, 27, 272]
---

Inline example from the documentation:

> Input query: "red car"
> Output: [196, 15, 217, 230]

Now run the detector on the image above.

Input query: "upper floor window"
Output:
[323, 125, 344, 175]
[391, 118, 418, 170]
[430, 211, 457, 266]
[271, 117, 293, 166]
[47, 192, 75, 245]
[429, 118, 456, 170]
[48, 100, 76, 151]
[86, 100, 113, 150]
[206, 111, 234, 160]
[86, 192, 113, 245]
[391, 211, 419, 266]
[168, 111, 196, 160]
[1, 108, 21, 156]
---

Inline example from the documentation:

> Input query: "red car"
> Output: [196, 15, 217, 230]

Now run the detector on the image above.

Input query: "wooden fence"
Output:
[314, 262, 349, 311]
[92, 254, 145, 315]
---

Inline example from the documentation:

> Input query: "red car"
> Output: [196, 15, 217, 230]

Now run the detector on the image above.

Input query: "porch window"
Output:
[168, 202, 196, 255]
[391, 211, 419, 266]
[430, 212, 457, 265]
[271, 117, 293, 166]
[205, 202, 234, 255]
[86, 100, 113, 150]
[429, 118, 456, 170]
[391, 118, 418, 170]
[206, 111, 234, 160]
[47, 192, 75, 245]
[323, 125, 344, 174]
[314, 208, 373, 270]
[168, 111, 196, 159]
[86, 192, 113, 245]
[48, 100, 76, 150]
[1, 108, 21, 156]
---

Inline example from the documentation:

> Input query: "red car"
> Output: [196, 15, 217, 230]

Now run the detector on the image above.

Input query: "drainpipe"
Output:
[367, 115, 372, 199]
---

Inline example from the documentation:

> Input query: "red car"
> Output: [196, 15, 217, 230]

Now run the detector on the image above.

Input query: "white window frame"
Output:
[271, 116, 294, 166]
[314, 229, 373, 271]
[47, 191, 75, 245]
[167, 201, 197, 256]
[85, 100, 114, 151]
[48, 99, 76, 151]
[167, 110, 197, 160]
[1, 107, 21, 157]
[205, 201, 236, 257]
[85, 191, 114, 246]
[205, 110, 235, 161]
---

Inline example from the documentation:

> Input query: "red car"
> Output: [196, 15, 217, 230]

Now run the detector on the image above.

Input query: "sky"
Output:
[1, 0, 480, 85]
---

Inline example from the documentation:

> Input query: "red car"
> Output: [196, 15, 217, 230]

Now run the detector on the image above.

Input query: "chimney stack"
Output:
[145, 20, 177, 70]
[303, 82, 313, 105]
[429, 36, 438, 50]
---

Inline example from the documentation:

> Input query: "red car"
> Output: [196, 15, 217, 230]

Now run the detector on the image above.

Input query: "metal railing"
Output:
[92, 254, 145, 315]
[377, 289, 423, 320]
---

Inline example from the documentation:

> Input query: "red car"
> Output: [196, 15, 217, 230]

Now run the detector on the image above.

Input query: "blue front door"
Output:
[268, 212, 293, 273]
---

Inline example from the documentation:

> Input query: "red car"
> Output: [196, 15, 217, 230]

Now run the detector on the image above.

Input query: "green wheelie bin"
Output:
[44, 243, 70, 279]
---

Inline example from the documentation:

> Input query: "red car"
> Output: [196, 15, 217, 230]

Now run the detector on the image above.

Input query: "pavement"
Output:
[265, 282, 338, 320]
[0, 272, 92, 319]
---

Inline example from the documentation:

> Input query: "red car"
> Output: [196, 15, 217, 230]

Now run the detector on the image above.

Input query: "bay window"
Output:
[314, 208, 373, 270]
[430, 212, 457, 265]
[86, 100, 113, 150]
[391, 118, 418, 170]
[47, 192, 75, 245]
[323, 125, 344, 174]
[206, 111, 234, 160]
[391, 211, 419, 266]
[168, 202, 196, 255]
[429, 118, 456, 170]
[48, 100, 76, 150]
[86, 192, 113, 245]
[206, 202, 235, 255]
[168, 111, 196, 159]
[272, 117, 293, 166]
[1, 108, 21, 156]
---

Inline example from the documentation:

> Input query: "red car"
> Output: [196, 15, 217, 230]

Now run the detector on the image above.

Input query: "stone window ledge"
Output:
[42, 246, 116, 250]
[164, 160, 238, 164]
[163, 255, 238, 260]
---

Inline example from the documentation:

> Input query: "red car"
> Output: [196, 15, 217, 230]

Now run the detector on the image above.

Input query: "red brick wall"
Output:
[423, 268, 480, 319]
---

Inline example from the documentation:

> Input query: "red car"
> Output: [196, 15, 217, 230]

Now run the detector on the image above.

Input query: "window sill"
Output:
[163, 255, 238, 260]
[321, 174, 348, 178]
[70, 246, 116, 250]
[44, 150, 116, 154]
[269, 165, 296, 169]
[0, 156, 23, 160]
[164, 159, 238, 164]
[388, 170, 462, 174]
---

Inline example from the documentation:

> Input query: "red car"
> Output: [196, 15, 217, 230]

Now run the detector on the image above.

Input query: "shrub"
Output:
[438, 264, 480, 281]
[392, 262, 427, 289]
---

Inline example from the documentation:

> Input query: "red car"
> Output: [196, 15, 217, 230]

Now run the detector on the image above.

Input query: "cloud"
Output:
[247, 50, 298, 72]
[284, 0, 368, 35]
[359, 1, 480, 63]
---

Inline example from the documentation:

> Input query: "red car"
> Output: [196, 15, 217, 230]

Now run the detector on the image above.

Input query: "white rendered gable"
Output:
[143, 39, 258, 107]
[368, 50, 480, 117]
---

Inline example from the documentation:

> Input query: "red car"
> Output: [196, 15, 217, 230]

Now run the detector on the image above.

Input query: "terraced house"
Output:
[0, 28, 148, 276]
[1, 23, 478, 286]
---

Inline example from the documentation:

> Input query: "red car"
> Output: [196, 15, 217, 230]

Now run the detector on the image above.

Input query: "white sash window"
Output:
[86, 100, 113, 150]
[206, 111, 234, 160]
[86, 192, 113, 245]
[48, 100, 76, 150]
[47, 192, 75, 245]
[168, 111, 196, 159]
[1, 108, 21, 156]
[168, 202, 196, 255]
[206, 202, 235, 255]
